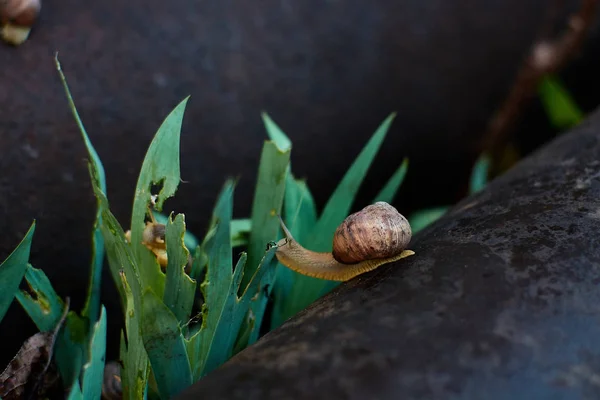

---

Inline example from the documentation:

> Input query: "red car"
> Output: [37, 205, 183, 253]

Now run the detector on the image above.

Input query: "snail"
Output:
[101, 361, 122, 400]
[0, 0, 41, 46]
[124, 212, 192, 274]
[274, 201, 415, 282]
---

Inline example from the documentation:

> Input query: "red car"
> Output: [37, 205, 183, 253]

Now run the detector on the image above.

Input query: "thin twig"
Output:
[480, 0, 599, 155]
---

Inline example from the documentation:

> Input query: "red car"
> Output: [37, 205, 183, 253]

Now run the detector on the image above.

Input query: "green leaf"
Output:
[88, 161, 142, 313]
[199, 253, 248, 374]
[309, 113, 396, 250]
[130, 96, 190, 299]
[538, 75, 584, 130]
[409, 206, 450, 233]
[16, 266, 88, 393]
[469, 153, 490, 195]
[119, 271, 150, 400]
[186, 181, 235, 378]
[243, 140, 290, 342]
[185, 181, 277, 378]
[86, 157, 149, 398]
[163, 213, 196, 323]
[373, 157, 409, 203]
[81, 305, 107, 400]
[16, 264, 65, 332]
[141, 289, 192, 399]
[262, 112, 292, 152]
[270, 175, 317, 329]
[243, 141, 291, 288]
[0, 221, 35, 323]
[281, 113, 397, 320]
[55, 55, 106, 326]
[153, 212, 200, 251]
[230, 219, 251, 248]
[231, 247, 278, 351]
[66, 384, 84, 400]
[54, 312, 87, 391]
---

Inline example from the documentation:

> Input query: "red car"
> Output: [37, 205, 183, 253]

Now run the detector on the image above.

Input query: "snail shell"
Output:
[332, 201, 411, 264]
[101, 361, 122, 400]
[0, 0, 41, 26]
[274, 201, 414, 282]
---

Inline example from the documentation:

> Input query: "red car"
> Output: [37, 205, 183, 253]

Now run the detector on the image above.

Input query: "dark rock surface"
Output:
[175, 107, 600, 399]
[1, 0, 599, 367]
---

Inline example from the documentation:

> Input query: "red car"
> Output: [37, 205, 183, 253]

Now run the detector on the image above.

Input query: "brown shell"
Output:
[0, 0, 41, 26]
[332, 201, 412, 264]
[101, 361, 122, 400]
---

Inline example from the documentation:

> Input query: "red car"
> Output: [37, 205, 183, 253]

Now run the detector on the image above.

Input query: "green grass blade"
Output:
[0, 221, 35, 323]
[200, 253, 247, 375]
[242, 141, 291, 289]
[81, 305, 107, 400]
[55, 55, 106, 325]
[141, 289, 192, 399]
[281, 113, 397, 319]
[87, 159, 149, 398]
[261, 112, 292, 152]
[119, 271, 150, 399]
[237, 247, 278, 347]
[130, 96, 190, 298]
[164, 213, 196, 323]
[15, 265, 89, 392]
[186, 180, 235, 379]
[153, 211, 199, 250]
[231, 219, 251, 248]
[538, 75, 584, 130]
[373, 157, 409, 203]
[16, 264, 65, 332]
[409, 206, 449, 233]
[242, 141, 290, 343]
[308, 112, 396, 250]
[270, 175, 317, 330]
[55, 312, 87, 391]
[469, 153, 490, 195]
[66, 384, 84, 400]
[86, 159, 144, 315]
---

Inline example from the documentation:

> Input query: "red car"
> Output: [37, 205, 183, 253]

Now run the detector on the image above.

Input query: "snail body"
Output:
[274, 202, 414, 281]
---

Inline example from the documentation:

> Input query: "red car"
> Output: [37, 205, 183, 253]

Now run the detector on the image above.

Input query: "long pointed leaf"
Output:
[243, 141, 290, 288]
[373, 157, 409, 203]
[81, 305, 107, 400]
[16, 264, 65, 332]
[270, 175, 317, 329]
[164, 213, 196, 323]
[262, 112, 292, 152]
[469, 153, 490, 195]
[283, 113, 397, 319]
[538, 75, 584, 130]
[55, 55, 106, 325]
[141, 289, 192, 399]
[0, 221, 35, 323]
[243, 140, 290, 342]
[119, 271, 150, 400]
[130, 96, 190, 298]
[186, 181, 235, 379]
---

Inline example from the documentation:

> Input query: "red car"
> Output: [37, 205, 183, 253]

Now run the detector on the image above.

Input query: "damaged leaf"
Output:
[55, 54, 107, 327]
[129, 96, 190, 299]
[0, 298, 69, 399]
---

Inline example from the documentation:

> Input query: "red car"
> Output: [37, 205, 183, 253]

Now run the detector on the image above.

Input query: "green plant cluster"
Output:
[0, 57, 411, 399]
[0, 59, 583, 400]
